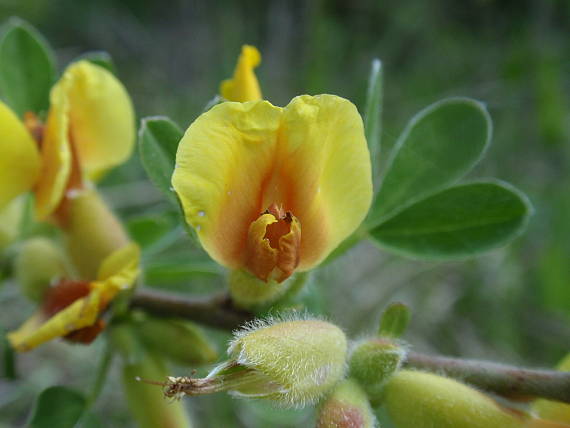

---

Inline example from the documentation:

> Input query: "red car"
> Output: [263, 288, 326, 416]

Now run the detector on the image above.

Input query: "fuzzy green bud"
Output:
[532, 354, 570, 424]
[135, 315, 218, 366]
[123, 352, 193, 428]
[349, 338, 406, 406]
[162, 316, 347, 407]
[317, 378, 377, 428]
[15, 237, 69, 302]
[384, 370, 536, 428]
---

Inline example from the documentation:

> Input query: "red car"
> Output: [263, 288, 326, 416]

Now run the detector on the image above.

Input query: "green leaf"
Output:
[364, 58, 383, 186]
[369, 181, 532, 259]
[144, 260, 221, 284]
[379, 302, 411, 338]
[138, 116, 183, 205]
[28, 386, 86, 428]
[0, 18, 55, 117]
[76, 51, 116, 74]
[367, 97, 491, 228]
[127, 215, 174, 249]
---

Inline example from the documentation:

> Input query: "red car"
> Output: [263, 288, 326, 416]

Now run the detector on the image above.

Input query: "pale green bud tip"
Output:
[317, 379, 377, 428]
[384, 370, 532, 428]
[162, 314, 347, 408]
[228, 269, 291, 309]
[349, 338, 406, 405]
[15, 237, 68, 302]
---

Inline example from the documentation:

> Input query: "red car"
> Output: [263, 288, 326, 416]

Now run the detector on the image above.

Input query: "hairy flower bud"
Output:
[349, 338, 406, 406]
[162, 316, 347, 407]
[135, 315, 218, 366]
[316, 378, 377, 428]
[384, 370, 559, 428]
[15, 237, 69, 302]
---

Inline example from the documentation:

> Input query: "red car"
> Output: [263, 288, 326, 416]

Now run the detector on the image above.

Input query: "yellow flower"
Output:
[8, 243, 140, 352]
[172, 95, 372, 283]
[0, 60, 135, 219]
[220, 45, 262, 102]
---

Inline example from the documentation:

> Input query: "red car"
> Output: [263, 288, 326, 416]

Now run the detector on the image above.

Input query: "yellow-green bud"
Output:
[123, 352, 193, 428]
[317, 378, 377, 428]
[0, 197, 23, 251]
[384, 370, 533, 428]
[532, 354, 570, 424]
[135, 315, 218, 366]
[228, 269, 291, 309]
[15, 237, 69, 302]
[349, 338, 406, 406]
[63, 188, 130, 279]
[162, 315, 347, 408]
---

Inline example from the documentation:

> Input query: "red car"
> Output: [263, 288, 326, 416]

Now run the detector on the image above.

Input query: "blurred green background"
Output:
[0, 0, 569, 427]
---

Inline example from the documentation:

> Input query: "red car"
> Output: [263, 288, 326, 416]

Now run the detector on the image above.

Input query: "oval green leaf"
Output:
[369, 181, 532, 259]
[364, 58, 383, 187]
[367, 97, 492, 228]
[138, 116, 183, 205]
[28, 386, 86, 428]
[0, 19, 55, 117]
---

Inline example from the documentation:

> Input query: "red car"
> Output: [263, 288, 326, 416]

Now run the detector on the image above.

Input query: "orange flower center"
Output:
[245, 203, 301, 283]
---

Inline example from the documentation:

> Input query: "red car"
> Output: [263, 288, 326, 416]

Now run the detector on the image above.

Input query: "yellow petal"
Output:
[172, 100, 282, 268]
[94, 242, 141, 303]
[220, 45, 262, 102]
[7, 243, 139, 352]
[0, 101, 41, 209]
[280, 95, 372, 269]
[173, 95, 372, 275]
[57, 60, 135, 180]
[34, 84, 72, 219]
[7, 291, 101, 352]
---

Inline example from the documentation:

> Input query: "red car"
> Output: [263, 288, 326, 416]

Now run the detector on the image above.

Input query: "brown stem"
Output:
[405, 351, 570, 404]
[129, 288, 252, 330]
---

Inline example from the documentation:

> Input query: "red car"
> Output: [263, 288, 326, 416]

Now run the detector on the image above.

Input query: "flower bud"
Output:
[532, 354, 570, 424]
[123, 352, 193, 428]
[228, 268, 291, 309]
[384, 370, 539, 428]
[15, 237, 69, 302]
[61, 188, 130, 279]
[135, 315, 218, 366]
[0, 197, 23, 251]
[316, 378, 376, 428]
[162, 316, 347, 407]
[349, 338, 406, 406]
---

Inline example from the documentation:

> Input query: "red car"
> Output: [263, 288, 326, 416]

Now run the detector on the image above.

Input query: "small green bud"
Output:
[349, 338, 406, 405]
[15, 237, 68, 302]
[384, 370, 533, 428]
[123, 352, 193, 428]
[378, 302, 411, 338]
[317, 378, 377, 428]
[228, 269, 291, 309]
[162, 315, 347, 407]
[532, 354, 570, 424]
[135, 315, 218, 366]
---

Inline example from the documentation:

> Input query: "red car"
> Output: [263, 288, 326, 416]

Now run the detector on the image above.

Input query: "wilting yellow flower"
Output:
[172, 95, 372, 284]
[8, 243, 140, 352]
[220, 45, 262, 102]
[0, 60, 135, 219]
